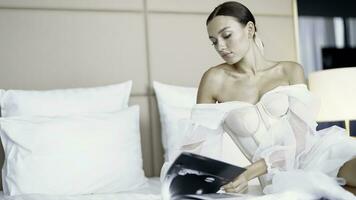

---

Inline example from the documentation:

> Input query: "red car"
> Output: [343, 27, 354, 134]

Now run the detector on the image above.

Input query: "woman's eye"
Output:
[223, 34, 231, 39]
[211, 40, 218, 46]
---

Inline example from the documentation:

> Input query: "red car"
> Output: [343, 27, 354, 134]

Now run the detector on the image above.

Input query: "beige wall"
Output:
[0, 0, 298, 179]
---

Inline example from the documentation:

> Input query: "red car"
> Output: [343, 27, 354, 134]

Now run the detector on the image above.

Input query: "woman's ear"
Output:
[246, 21, 256, 38]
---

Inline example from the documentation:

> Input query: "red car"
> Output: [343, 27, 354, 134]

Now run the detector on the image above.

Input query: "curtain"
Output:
[298, 17, 335, 75]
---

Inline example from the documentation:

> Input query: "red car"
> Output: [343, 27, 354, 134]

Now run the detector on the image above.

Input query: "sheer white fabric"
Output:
[160, 84, 356, 197]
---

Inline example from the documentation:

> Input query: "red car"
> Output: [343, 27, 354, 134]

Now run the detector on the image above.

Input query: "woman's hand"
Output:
[222, 172, 249, 193]
[222, 159, 268, 193]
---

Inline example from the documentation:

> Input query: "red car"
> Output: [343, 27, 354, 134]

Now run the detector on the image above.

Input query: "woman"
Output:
[196, 1, 356, 196]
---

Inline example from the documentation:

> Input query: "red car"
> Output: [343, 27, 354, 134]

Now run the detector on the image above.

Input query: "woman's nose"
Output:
[216, 40, 227, 51]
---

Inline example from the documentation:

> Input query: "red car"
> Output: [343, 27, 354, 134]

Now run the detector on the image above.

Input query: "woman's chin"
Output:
[225, 58, 240, 65]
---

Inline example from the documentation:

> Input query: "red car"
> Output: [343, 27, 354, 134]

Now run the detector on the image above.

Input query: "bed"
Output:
[0, 79, 265, 199]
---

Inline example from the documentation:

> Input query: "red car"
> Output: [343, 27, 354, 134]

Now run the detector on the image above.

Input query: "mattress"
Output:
[0, 177, 263, 200]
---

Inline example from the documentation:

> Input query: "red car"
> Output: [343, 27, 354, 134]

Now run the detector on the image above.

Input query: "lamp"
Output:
[308, 67, 356, 137]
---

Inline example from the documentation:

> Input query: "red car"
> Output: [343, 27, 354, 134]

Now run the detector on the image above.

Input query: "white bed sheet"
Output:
[1, 176, 351, 200]
[0, 177, 264, 200]
[0, 178, 162, 200]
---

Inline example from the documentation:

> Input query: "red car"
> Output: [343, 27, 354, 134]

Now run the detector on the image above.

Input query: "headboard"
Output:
[0, 0, 298, 184]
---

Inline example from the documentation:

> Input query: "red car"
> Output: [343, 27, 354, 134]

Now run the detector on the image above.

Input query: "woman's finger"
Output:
[223, 182, 239, 192]
[222, 182, 230, 188]
[225, 185, 246, 193]
[235, 181, 248, 192]
[222, 182, 233, 190]
[225, 188, 236, 193]
[223, 178, 243, 190]
[223, 180, 248, 193]
[237, 185, 248, 193]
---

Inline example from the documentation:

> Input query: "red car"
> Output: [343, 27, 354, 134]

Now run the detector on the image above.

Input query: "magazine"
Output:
[162, 152, 247, 200]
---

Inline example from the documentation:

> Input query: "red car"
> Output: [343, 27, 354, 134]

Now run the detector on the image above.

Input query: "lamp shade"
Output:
[308, 67, 356, 121]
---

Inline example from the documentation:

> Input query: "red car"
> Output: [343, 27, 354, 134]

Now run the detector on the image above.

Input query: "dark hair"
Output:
[206, 1, 257, 31]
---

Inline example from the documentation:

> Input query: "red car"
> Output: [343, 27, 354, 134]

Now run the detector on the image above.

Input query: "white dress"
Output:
[161, 84, 356, 199]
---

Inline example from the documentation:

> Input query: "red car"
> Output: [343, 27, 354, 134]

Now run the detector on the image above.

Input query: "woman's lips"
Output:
[221, 52, 233, 58]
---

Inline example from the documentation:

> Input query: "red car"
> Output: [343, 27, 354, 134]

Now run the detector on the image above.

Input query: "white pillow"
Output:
[153, 81, 197, 160]
[0, 80, 132, 117]
[0, 89, 4, 116]
[153, 81, 250, 166]
[0, 106, 147, 195]
[0, 89, 4, 100]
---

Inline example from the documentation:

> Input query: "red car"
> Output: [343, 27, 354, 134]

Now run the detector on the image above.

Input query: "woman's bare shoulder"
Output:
[197, 64, 227, 103]
[280, 61, 306, 84]
[280, 61, 303, 71]
[200, 64, 227, 84]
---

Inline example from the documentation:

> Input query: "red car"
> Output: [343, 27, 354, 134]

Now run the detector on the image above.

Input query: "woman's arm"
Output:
[196, 68, 222, 104]
[223, 159, 267, 193]
[245, 159, 268, 180]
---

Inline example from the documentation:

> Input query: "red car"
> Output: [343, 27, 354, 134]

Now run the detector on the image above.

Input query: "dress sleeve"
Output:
[160, 103, 244, 182]
[160, 115, 225, 182]
[252, 117, 297, 177]
[254, 145, 296, 176]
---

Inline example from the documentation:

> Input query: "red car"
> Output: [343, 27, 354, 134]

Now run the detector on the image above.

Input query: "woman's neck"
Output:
[232, 41, 267, 76]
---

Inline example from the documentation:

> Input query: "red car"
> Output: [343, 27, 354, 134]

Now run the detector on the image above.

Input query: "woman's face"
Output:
[207, 16, 251, 65]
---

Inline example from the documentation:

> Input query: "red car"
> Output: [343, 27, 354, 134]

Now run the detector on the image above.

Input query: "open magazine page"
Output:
[162, 152, 250, 200]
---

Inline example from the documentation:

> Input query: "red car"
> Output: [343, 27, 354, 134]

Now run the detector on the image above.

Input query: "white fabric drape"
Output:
[298, 16, 336, 75]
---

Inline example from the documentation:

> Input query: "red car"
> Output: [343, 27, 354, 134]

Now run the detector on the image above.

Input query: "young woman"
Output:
[196, 1, 356, 195]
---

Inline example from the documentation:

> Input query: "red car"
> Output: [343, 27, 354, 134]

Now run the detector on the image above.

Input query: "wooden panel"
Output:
[129, 96, 153, 177]
[148, 13, 221, 87]
[0, 0, 143, 11]
[0, 9, 148, 95]
[256, 15, 297, 61]
[149, 96, 164, 176]
[148, 13, 297, 87]
[147, 0, 293, 16]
